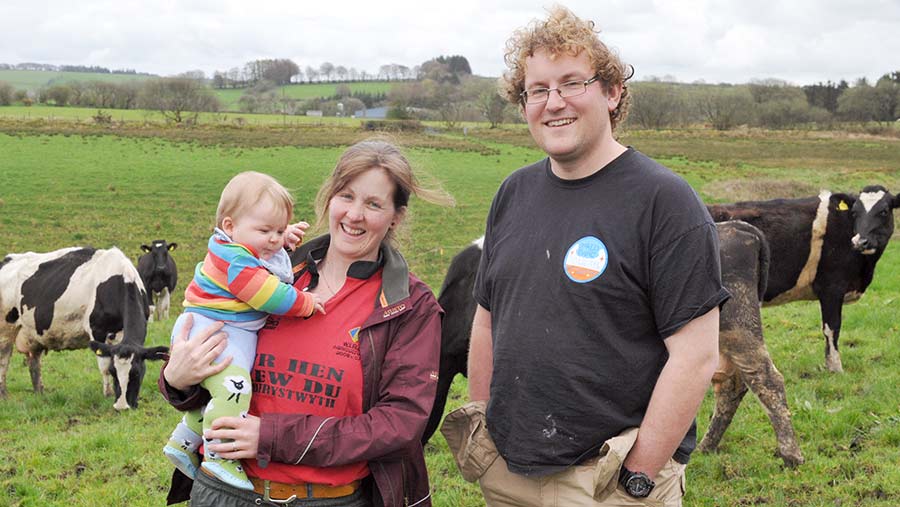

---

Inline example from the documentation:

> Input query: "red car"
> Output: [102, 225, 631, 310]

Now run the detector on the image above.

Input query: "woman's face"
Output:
[327, 167, 404, 263]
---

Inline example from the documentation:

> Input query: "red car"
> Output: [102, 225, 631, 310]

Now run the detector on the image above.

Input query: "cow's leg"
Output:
[27, 349, 44, 394]
[698, 354, 747, 454]
[732, 344, 804, 467]
[159, 287, 171, 321]
[148, 292, 158, 323]
[97, 354, 114, 397]
[819, 294, 844, 373]
[0, 338, 12, 397]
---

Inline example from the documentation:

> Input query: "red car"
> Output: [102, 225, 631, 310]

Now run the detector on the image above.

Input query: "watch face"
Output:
[625, 475, 653, 498]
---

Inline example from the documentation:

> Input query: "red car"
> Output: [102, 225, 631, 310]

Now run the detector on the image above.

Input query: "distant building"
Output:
[305, 110, 323, 117]
[353, 106, 388, 119]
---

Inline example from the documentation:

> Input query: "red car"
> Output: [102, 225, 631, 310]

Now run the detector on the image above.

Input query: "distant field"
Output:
[279, 80, 392, 99]
[0, 124, 899, 506]
[0, 104, 362, 126]
[0, 70, 153, 91]
[0, 71, 392, 112]
[214, 81, 393, 110]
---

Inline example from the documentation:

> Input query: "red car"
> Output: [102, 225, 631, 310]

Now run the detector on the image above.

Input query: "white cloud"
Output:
[2, 0, 897, 85]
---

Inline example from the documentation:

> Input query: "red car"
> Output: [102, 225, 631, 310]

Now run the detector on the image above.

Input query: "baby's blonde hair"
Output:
[216, 171, 294, 228]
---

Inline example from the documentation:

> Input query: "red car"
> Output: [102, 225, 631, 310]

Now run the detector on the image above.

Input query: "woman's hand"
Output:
[205, 415, 261, 460]
[163, 313, 231, 391]
[284, 221, 310, 251]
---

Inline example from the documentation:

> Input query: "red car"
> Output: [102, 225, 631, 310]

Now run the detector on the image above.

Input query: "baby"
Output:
[163, 171, 324, 490]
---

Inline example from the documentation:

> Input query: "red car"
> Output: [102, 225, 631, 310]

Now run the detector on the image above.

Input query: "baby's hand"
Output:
[311, 293, 326, 315]
[284, 221, 310, 251]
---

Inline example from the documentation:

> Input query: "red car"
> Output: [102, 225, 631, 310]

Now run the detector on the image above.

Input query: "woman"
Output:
[160, 139, 452, 507]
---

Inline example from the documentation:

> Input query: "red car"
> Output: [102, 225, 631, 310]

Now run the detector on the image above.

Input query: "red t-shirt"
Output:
[244, 269, 381, 485]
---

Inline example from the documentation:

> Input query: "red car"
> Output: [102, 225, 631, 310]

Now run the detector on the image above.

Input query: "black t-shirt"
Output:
[474, 148, 729, 476]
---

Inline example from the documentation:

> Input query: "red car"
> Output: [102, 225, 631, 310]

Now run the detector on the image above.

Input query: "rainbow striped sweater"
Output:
[183, 235, 315, 323]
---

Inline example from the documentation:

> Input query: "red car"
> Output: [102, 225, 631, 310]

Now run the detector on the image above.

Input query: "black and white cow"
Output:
[425, 226, 804, 468]
[708, 185, 899, 372]
[0, 247, 168, 410]
[137, 239, 178, 321]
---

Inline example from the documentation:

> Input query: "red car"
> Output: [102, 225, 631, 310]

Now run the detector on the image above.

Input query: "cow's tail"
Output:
[756, 229, 770, 303]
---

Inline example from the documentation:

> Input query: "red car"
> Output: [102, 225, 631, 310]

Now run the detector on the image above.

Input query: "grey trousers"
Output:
[191, 469, 373, 507]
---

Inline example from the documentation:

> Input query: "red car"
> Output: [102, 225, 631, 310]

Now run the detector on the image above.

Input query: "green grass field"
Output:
[0, 123, 899, 506]
[0, 70, 391, 113]
[0, 104, 364, 126]
[0, 70, 153, 92]
[214, 81, 393, 110]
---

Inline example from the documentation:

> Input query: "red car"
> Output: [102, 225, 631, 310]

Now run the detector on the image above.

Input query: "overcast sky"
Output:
[4, 0, 898, 86]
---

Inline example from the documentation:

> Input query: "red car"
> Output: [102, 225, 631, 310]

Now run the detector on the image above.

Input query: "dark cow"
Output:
[0, 247, 167, 410]
[422, 238, 482, 443]
[425, 225, 804, 467]
[137, 239, 178, 321]
[708, 185, 899, 372]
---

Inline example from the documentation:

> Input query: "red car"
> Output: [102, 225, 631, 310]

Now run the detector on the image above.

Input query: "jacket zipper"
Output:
[401, 459, 409, 506]
[367, 329, 378, 410]
[377, 461, 396, 507]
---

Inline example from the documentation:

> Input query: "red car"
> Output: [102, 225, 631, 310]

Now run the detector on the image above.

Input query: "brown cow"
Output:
[698, 221, 803, 467]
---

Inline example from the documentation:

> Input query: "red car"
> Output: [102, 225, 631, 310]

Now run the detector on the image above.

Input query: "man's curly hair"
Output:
[499, 5, 632, 131]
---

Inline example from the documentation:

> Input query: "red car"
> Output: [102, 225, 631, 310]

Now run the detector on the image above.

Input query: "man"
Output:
[446, 6, 729, 506]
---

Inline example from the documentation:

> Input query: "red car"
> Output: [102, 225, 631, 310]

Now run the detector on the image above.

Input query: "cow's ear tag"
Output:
[838, 200, 849, 211]
[95, 349, 103, 356]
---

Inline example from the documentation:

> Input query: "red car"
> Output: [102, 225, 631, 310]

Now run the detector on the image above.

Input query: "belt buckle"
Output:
[263, 480, 297, 505]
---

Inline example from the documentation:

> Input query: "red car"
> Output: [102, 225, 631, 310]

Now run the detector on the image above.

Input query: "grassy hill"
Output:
[214, 81, 393, 110]
[0, 70, 155, 92]
[0, 70, 393, 112]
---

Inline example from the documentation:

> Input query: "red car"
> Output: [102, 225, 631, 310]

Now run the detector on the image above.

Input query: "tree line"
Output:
[1, 60, 896, 130]
[0, 62, 150, 75]
[212, 60, 417, 89]
[0, 77, 220, 123]
[210, 55, 472, 89]
[234, 81, 387, 117]
[230, 55, 474, 117]
[627, 73, 899, 130]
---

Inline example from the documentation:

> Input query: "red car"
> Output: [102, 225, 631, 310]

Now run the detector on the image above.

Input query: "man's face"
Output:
[522, 49, 620, 171]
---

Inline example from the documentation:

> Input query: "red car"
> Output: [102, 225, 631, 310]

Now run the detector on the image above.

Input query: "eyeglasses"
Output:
[520, 75, 602, 105]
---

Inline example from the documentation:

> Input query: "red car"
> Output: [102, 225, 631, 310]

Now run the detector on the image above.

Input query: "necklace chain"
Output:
[319, 261, 340, 296]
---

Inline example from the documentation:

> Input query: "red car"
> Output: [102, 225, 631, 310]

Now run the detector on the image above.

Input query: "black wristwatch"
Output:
[619, 465, 655, 498]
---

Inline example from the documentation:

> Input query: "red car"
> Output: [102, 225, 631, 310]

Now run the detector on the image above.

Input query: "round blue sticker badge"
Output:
[563, 236, 608, 283]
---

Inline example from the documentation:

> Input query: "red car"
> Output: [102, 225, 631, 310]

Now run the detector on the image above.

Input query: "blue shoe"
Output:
[201, 461, 254, 491]
[163, 444, 199, 478]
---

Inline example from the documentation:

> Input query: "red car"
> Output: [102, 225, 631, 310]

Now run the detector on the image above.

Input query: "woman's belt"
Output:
[249, 476, 361, 502]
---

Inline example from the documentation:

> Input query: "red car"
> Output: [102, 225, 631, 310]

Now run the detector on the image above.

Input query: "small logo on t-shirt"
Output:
[564, 236, 608, 283]
[348, 327, 361, 343]
[263, 315, 281, 329]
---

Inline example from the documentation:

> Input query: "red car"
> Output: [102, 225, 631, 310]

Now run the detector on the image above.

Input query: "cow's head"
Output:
[141, 240, 177, 276]
[90, 341, 168, 410]
[850, 186, 899, 255]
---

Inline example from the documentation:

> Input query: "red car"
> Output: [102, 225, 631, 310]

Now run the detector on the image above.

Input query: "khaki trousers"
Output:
[442, 401, 686, 507]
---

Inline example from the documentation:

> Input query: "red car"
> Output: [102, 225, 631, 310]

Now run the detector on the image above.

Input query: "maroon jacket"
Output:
[160, 236, 442, 507]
